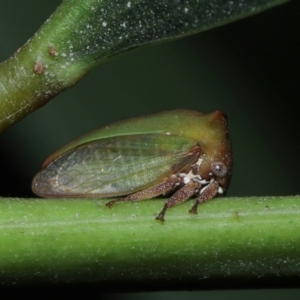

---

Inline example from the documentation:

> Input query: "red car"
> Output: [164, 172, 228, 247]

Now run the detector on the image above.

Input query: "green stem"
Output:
[0, 0, 289, 131]
[0, 196, 299, 289]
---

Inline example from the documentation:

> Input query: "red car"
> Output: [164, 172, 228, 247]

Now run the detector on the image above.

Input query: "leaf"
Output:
[0, 0, 290, 130]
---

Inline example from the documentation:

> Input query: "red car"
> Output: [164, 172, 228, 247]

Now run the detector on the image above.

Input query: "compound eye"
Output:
[210, 162, 227, 178]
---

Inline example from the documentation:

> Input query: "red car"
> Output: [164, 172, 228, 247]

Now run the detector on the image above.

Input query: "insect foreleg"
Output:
[189, 181, 219, 214]
[156, 180, 200, 222]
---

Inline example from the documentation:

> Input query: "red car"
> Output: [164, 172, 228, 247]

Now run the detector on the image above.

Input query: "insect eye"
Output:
[210, 162, 227, 178]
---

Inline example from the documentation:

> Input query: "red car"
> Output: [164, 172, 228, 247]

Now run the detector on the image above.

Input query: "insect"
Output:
[32, 109, 232, 221]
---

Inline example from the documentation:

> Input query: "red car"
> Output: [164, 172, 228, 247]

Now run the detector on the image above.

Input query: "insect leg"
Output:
[156, 180, 200, 222]
[189, 181, 219, 214]
[126, 175, 181, 201]
[106, 197, 129, 208]
[106, 175, 181, 208]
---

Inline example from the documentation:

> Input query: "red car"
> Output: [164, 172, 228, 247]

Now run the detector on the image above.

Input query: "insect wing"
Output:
[32, 133, 200, 197]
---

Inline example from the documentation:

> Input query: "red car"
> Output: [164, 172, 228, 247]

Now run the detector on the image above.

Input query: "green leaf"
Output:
[0, 0, 290, 131]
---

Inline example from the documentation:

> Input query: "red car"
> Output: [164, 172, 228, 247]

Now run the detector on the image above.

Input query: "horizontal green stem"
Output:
[0, 196, 299, 289]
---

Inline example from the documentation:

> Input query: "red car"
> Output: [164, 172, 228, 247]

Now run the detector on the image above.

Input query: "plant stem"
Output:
[0, 196, 299, 289]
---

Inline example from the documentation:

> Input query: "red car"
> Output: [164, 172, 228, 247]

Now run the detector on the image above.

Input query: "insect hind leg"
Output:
[106, 197, 128, 208]
[106, 175, 181, 208]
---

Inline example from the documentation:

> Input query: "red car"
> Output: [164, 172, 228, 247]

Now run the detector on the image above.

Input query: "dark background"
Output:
[0, 0, 299, 298]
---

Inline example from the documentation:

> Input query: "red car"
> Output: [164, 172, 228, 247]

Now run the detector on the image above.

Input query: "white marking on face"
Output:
[185, 158, 203, 178]
[183, 177, 190, 184]
[195, 158, 202, 166]
[218, 187, 224, 194]
[178, 158, 206, 187]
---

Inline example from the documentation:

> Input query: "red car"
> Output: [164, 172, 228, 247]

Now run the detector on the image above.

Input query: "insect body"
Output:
[32, 109, 232, 221]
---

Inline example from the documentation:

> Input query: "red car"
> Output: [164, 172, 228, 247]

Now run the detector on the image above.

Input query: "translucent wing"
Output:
[32, 133, 200, 197]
